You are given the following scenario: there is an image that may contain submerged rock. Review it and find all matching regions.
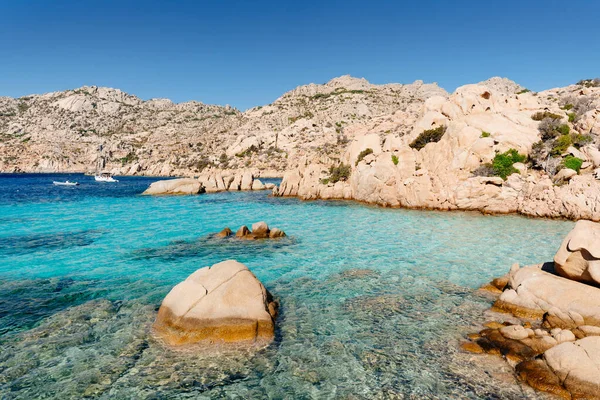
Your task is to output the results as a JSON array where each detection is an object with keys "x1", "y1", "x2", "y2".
[
  {"x1": 142, "y1": 178, "x2": 204, "y2": 195},
  {"x1": 554, "y1": 220, "x2": 600, "y2": 285},
  {"x1": 153, "y1": 260, "x2": 278, "y2": 346}
]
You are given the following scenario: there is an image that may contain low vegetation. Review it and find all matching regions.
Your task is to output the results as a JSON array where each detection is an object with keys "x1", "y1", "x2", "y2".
[
  {"x1": 409, "y1": 126, "x2": 447, "y2": 150},
  {"x1": 490, "y1": 149, "x2": 526, "y2": 179},
  {"x1": 391, "y1": 154, "x2": 399, "y2": 165},
  {"x1": 474, "y1": 149, "x2": 526, "y2": 180},
  {"x1": 531, "y1": 111, "x2": 562, "y2": 121},
  {"x1": 321, "y1": 163, "x2": 351, "y2": 184},
  {"x1": 576, "y1": 78, "x2": 600, "y2": 88},
  {"x1": 310, "y1": 87, "x2": 366, "y2": 100},
  {"x1": 481, "y1": 131, "x2": 491, "y2": 138},
  {"x1": 563, "y1": 156, "x2": 583, "y2": 173},
  {"x1": 235, "y1": 145, "x2": 258, "y2": 157},
  {"x1": 355, "y1": 148, "x2": 373, "y2": 166},
  {"x1": 288, "y1": 111, "x2": 314, "y2": 124}
]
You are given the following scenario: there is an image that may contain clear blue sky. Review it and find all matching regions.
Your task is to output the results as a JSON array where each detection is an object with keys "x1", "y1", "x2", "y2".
[{"x1": 1, "y1": 0, "x2": 599, "y2": 110}]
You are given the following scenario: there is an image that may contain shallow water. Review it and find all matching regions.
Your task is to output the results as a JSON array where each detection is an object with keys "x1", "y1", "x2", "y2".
[{"x1": 0, "y1": 173, "x2": 572, "y2": 399}]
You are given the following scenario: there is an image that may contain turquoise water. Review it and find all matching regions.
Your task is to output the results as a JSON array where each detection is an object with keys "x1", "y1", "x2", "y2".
[{"x1": 0, "y1": 173, "x2": 572, "y2": 399}]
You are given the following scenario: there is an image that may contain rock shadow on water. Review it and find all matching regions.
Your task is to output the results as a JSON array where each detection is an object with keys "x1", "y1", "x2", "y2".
[
  {"x1": 0, "y1": 229, "x2": 104, "y2": 256},
  {"x1": 129, "y1": 234, "x2": 298, "y2": 262}
]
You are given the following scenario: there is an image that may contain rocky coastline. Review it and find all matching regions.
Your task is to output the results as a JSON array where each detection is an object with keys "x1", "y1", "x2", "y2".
[{"x1": 462, "y1": 220, "x2": 600, "y2": 398}]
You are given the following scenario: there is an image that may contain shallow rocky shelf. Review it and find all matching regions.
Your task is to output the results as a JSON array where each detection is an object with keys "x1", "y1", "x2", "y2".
[{"x1": 463, "y1": 220, "x2": 600, "y2": 398}]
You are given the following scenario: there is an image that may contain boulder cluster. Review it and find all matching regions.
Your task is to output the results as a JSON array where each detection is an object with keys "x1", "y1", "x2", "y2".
[
  {"x1": 464, "y1": 220, "x2": 600, "y2": 398},
  {"x1": 215, "y1": 221, "x2": 286, "y2": 240},
  {"x1": 142, "y1": 171, "x2": 275, "y2": 195}
]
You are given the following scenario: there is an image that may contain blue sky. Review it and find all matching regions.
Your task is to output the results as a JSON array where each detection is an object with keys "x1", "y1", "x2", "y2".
[{"x1": 1, "y1": 0, "x2": 599, "y2": 110}]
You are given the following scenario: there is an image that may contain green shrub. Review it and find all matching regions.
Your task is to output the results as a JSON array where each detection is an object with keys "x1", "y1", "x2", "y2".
[
  {"x1": 326, "y1": 163, "x2": 351, "y2": 183},
  {"x1": 516, "y1": 89, "x2": 531, "y2": 94},
  {"x1": 490, "y1": 149, "x2": 527, "y2": 180},
  {"x1": 572, "y1": 133, "x2": 593, "y2": 148},
  {"x1": 355, "y1": 148, "x2": 373, "y2": 166},
  {"x1": 409, "y1": 126, "x2": 447, "y2": 150},
  {"x1": 562, "y1": 104, "x2": 574, "y2": 110},
  {"x1": 531, "y1": 111, "x2": 562, "y2": 121},
  {"x1": 557, "y1": 124, "x2": 570, "y2": 135},
  {"x1": 551, "y1": 135, "x2": 572, "y2": 155},
  {"x1": 391, "y1": 154, "x2": 399, "y2": 165},
  {"x1": 563, "y1": 156, "x2": 583, "y2": 173},
  {"x1": 568, "y1": 113, "x2": 576, "y2": 123},
  {"x1": 17, "y1": 102, "x2": 29, "y2": 113},
  {"x1": 481, "y1": 131, "x2": 491, "y2": 138}
]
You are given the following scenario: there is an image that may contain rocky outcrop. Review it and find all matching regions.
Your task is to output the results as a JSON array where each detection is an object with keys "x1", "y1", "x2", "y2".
[
  {"x1": 217, "y1": 222, "x2": 286, "y2": 240},
  {"x1": 464, "y1": 223, "x2": 600, "y2": 398},
  {"x1": 142, "y1": 171, "x2": 274, "y2": 195},
  {"x1": 275, "y1": 81, "x2": 600, "y2": 220},
  {"x1": 153, "y1": 260, "x2": 278, "y2": 346},
  {"x1": 142, "y1": 178, "x2": 204, "y2": 195},
  {"x1": 517, "y1": 337, "x2": 600, "y2": 399},
  {"x1": 554, "y1": 220, "x2": 600, "y2": 285},
  {"x1": 0, "y1": 76, "x2": 446, "y2": 176},
  {"x1": 492, "y1": 264, "x2": 600, "y2": 328}
]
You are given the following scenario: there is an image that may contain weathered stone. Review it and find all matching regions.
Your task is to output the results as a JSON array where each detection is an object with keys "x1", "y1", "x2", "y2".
[
  {"x1": 554, "y1": 220, "x2": 600, "y2": 285},
  {"x1": 235, "y1": 225, "x2": 251, "y2": 237},
  {"x1": 153, "y1": 260, "x2": 278, "y2": 346},
  {"x1": 240, "y1": 171, "x2": 254, "y2": 191},
  {"x1": 251, "y1": 221, "x2": 269, "y2": 238},
  {"x1": 142, "y1": 178, "x2": 203, "y2": 195},
  {"x1": 268, "y1": 228, "x2": 286, "y2": 238},
  {"x1": 493, "y1": 265, "x2": 600, "y2": 328},
  {"x1": 215, "y1": 227, "x2": 232, "y2": 238}
]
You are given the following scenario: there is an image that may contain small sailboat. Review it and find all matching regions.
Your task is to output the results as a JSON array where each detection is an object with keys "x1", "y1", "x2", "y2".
[
  {"x1": 53, "y1": 180, "x2": 79, "y2": 186},
  {"x1": 95, "y1": 172, "x2": 119, "y2": 182}
]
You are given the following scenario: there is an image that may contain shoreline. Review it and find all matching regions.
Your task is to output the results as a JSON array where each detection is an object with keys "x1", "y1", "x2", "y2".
[{"x1": 274, "y1": 193, "x2": 585, "y2": 222}]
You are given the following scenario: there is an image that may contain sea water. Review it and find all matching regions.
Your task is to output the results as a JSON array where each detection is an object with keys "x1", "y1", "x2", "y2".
[{"x1": 0, "y1": 173, "x2": 571, "y2": 399}]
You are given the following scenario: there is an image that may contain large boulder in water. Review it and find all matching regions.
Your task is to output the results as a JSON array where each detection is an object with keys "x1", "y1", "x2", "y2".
[
  {"x1": 143, "y1": 178, "x2": 203, "y2": 195},
  {"x1": 153, "y1": 260, "x2": 278, "y2": 346},
  {"x1": 494, "y1": 264, "x2": 600, "y2": 328},
  {"x1": 554, "y1": 220, "x2": 600, "y2": 285}
]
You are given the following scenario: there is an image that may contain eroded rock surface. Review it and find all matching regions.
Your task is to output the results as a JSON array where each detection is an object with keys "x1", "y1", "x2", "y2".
[
  {"x1": 142, "y1": 178, "x2": 204, "y2": 195},
  {"x1": 554, "y1": 220, "x2": 600, "y2": 285},
  {"x1": 153, "y1": 260, "x2": 278, "y2": 346}
]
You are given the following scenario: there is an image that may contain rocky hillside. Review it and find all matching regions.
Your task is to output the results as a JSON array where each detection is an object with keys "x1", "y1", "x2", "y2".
[
  {"x1": 275, "y1": 78, "x2": 600, "y2": 220},
  {"x1": 0, "y1": 76, "x2": 446, "y2": 176}
]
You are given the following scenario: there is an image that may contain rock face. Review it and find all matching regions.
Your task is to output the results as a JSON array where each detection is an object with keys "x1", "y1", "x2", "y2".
[
  {"x1": 518, "y1": 337, "x2": 600, "y2": 398},
  {"x1": 143, "y1": 171, "x2": 274, "y2": 195},
  {"x1": 153, "y1": 260, "x2": 278, "y2": 346},
  {"x1": 0, "y1": 76, "x2": 445, "y2": 177},
  {"x1": 493, "y1": 264, "x2": 600, "y2": 328},
  {"x1": 554, "y1": 220, "x2": 600, "y2": 285},
  {"x1": 142, "y1": 178, "x2": 204, "y2": 195},
  {"x1": 275, "y1": 80, "x2": 600, "y2": 221}
]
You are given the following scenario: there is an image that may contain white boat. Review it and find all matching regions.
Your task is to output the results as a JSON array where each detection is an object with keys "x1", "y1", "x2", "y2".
[
  {"x1": 53, "y1": 180, "x2": 79, "y2": 186},
  {"x1": 95, "y1": 173, "x2": 119, "y2": 183}
]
